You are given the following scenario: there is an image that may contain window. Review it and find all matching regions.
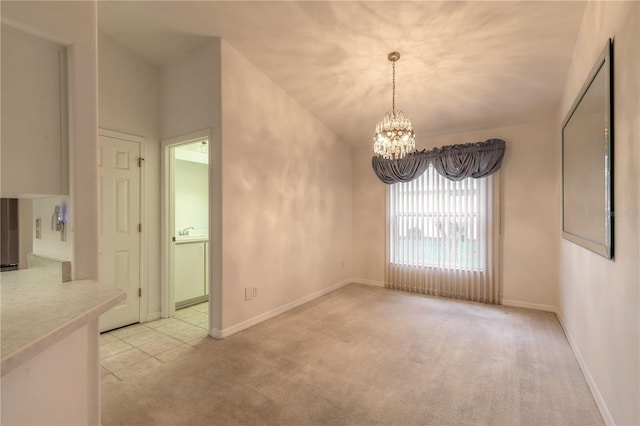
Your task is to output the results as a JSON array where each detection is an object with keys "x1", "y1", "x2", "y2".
[{"x1": 389, "y1": 166, "x2": 489, "y2": 271}]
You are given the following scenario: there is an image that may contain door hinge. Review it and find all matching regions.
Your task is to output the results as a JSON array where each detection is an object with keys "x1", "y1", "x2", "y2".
[
  {"x1": 138, "y1": 157, "x2": 145, "y2": 167},
  {"x1": 138, "y1": 223, "x2": 142, "y2": 233},
  {"x1": 138, "y1": 288, "x2": 142, "y2": 298}
]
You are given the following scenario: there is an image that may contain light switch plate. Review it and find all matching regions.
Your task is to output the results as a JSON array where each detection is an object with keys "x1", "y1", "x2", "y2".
[{"x1": 245, "y1": 288, "x2": 252, "y2": 301}]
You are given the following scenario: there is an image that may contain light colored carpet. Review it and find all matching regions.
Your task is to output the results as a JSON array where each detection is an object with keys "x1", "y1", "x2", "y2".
[{"x1": 101, "y1": 283, "x2": 603, "y2": 425}]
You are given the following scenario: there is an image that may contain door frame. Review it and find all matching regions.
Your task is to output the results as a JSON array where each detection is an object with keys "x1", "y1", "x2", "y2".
[
  {"x1": 98, "y1": 128, "x2": 147, "y2": 324},
  {"x1": 161, "y1": 129, "x2": 213, "y2": 324}
]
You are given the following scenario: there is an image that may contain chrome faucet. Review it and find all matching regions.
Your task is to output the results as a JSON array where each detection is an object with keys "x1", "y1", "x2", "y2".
[{"x1": 178, "y1": 226, "x2": 195, "y2": 236}]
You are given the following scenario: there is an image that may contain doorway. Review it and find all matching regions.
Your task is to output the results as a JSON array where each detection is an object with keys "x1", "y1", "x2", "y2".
[{"x1": 164, "y1": 133, "x2": 210, "y2": 323}]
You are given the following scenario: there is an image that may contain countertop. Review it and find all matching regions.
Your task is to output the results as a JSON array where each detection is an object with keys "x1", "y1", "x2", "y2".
[
  {"x1": 1, "y1": 269, "x2": 125, "y2": 376},
  {"x1": 175, "y1": 235, "x2": 209, "y2": 244}
]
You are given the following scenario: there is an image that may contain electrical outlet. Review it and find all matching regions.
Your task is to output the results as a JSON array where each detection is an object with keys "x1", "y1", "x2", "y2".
[
  {"x1": 245, "y1": 288, "x2": 252, "y2": 301},
  {"x1": 253, "y1": 287, "x2": 258, "y2": 297}
]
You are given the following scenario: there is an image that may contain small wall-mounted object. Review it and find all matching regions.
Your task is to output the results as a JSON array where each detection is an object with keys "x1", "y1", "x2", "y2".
[
  {"x1": 52, "y1": 205, "x2": 64, "y2": 231},
  {"x1": 51, "y1": 204, "x2": 66, "y2": 241},
  {"x1": 35, "y1": 218, "x2": 42, "y2": 239}
]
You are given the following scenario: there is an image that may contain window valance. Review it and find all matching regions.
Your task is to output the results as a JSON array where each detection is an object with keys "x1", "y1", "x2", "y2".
[{"x1": 371, "y1": 139, "x2": 506, "y2": 184}]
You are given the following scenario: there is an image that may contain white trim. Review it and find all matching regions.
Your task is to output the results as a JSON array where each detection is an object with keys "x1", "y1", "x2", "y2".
[
  {"x1": 211, "y1": 279, "x2": 351, "y2": 339},
  {"x1": 98, "y1": 128, "x2": 144, "y2": 143},
  {"x1": 137, "y1": 139, "x2": 147, "y2": 323},
  {"x1": 1, "y1": 19, "x2": 71, "y2": 46},
  {"x1": 161, "y1": 129, "x2": 219, "y2": 333},
  {"x1": 146, "y1": 311, "x2": 161, "y2": 322},
  {"x1": 501, "y1": 299, "x2": 557, "y2": 313},
  {"x1": 556, "y1": 312, "x2": 614, "y2": 425},
  {"x1": 209, "y1": 328, "x2": 223, "y2": 339},
  {"x1": 351, "y1": 278, "x2": 385, "y2": 287},
  {"x1": 162, "y1": 129, "x2": 209, "y2": 147}
]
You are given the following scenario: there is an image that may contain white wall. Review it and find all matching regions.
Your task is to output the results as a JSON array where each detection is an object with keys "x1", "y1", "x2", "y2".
[
  {"x1": 31, "y1": 196, "x2": 72, "y2": 261},
  {"x1": 352, "y1": 120, "x2": 559, "y2": 309},
  {"x1": 98, "y1": 33, "x2": 162, "y2": 320},
  {"x1": 1, "y1": 1, "x2": 98, "y2": 280},
  {"x1": 161, "y1": 40, "x2": 222, "y2": 141},
  {"x1": 220, "y1": 40, "x2": 353, "y2": 330},
  {"x1": 557, "y1": 2, "x2": 639, "y2": 425},
  {"x1": 174, "y1": 160, "x2": 208, "y2": 235}
]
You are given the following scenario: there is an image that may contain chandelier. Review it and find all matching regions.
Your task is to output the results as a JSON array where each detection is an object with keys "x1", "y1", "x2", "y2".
[{"x1": 373, "y1": 51, "x2": 415, "y2": 160}]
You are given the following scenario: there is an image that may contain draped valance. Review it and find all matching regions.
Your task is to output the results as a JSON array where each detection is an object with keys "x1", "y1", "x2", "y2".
[{"x1": 371, "y1": 138, "x2": 506, "y2": 184}]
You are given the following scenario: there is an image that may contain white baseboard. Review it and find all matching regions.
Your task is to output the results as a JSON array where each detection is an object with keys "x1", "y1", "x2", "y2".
[
  {"x1": 556, "y1": 312, "x2": 614, "y2": 425},
  {"x1": 501, "y1": 299, "x2": 557, "y2": 313},
  {"x1": 212, "y1": 279, "x2": 352, "y2": 338},
  {"x1": 209, "y1": 329, "x2": 223, "y2": 339},
  {"x1": 208, "y1": 281, "x2": 613, "y2": 425},
  {"x1": 146, "y1": 311, "x2": 161, "y2": 322},
  {"x1": 351, "y1": 278, "x2": 385, "y2": 287}
]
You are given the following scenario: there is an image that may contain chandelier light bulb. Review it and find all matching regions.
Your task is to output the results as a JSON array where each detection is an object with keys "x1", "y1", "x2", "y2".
[{"x1": 373, "y1": 51, "x2": 416, "y2": 160}]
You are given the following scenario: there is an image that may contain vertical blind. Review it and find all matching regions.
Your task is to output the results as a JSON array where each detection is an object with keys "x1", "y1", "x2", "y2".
[{"x1": 386, "y1": 166, "x2": 499, "y2": 303}]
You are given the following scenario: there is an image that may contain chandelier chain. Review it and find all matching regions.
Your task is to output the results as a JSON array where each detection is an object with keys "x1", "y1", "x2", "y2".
[{"x1": 392, "y1": 60, "x2": 396, "y2": 116}]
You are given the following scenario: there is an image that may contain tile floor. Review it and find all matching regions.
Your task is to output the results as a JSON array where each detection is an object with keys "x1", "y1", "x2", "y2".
[{"x1": 100, "y1": 302, "x2": 209, "y2": 382}]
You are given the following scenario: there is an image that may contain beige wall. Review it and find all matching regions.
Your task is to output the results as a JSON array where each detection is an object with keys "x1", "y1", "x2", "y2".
[
  {"x1": 2, "y1": 1, "x2": 98, "y2": 280},
  {"x1": 159, "y1": 39, "x2": 353, "y2": 334},
  {"x1": 98, "y1": 33, "x2": 162, "y2": 320},
  {"x1": 557, "y1": 2, "x2": 639, "y2": 425},
  {"x1": 352, "y1": 120, "x2": 559, "y2": 309},
  {"x1": 220, "y1": 40, "x2": 352, "y2": 329},
  {"x1": 352, "y1": 144, "x2": 386, "y2": 286}
]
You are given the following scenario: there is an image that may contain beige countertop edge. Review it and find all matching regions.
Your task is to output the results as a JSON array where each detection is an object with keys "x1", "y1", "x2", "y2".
[
  {"x1": 0, "y1": 288, "x2": 126, "y2": 377},
  {"x1": 175, "y1": 237, "x2": 209, "y2": 244}
]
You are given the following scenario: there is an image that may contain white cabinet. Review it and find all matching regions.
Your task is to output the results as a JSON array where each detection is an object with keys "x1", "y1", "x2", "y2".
[
  {"x1": 174, "y1": 241, "x2": 207, "y2": 304},
  {"x1": 1, "y1": 25, "x2": 68, "y2": 197},
  {"x1": 1, "y1": 323, "x2": 100, "y2": 425}
]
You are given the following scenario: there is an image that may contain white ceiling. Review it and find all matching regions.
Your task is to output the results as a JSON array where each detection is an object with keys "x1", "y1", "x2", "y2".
[{"x1": 98, "y1": 1, "x2": 586, "y2": 146}]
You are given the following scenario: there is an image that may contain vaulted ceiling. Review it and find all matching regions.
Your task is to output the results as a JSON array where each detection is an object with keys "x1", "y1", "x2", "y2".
[{"x1": 98, "y1": 1, "x2": 586, "y2": 145}]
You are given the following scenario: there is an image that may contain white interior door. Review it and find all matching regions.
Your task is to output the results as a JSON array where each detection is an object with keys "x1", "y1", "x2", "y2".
[{"x1": 98, "y1": 135, "x2": 141, "y2": 332}]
